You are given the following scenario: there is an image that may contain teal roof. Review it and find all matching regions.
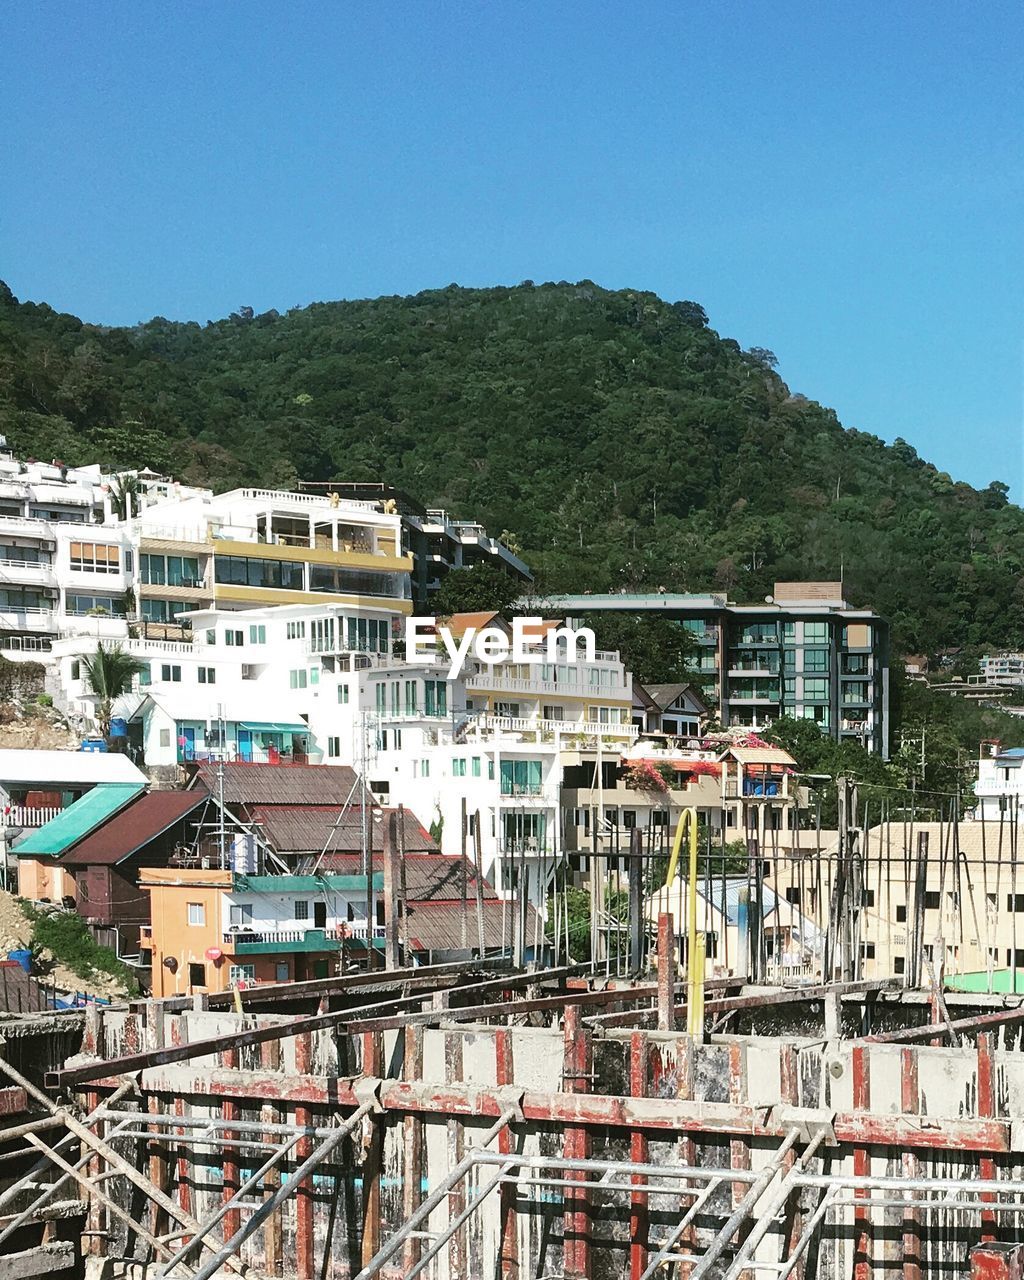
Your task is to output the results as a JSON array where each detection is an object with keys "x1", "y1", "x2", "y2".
[{"x1": 15, "y1": 784, "x2": 146, "y2": 858}]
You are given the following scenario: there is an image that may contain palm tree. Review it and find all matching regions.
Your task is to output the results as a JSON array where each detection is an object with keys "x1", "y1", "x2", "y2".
[
  {"x1": 108, "y1": 473, "x2": 140, "y2": 522},
  {"x1": 81, "y1": 642, "x2": 147, "y2": 737}
]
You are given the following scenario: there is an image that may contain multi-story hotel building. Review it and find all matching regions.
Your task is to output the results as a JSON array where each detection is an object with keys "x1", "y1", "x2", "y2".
[{"x1": 544, "y1": 581, "x2": 891, "y2": 757}]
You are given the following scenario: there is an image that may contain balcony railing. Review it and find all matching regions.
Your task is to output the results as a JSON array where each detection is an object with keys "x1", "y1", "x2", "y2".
[
  {"x1": 223, "y1": 923, "x2": 385, "y2": 946},
  {"x1": 178, "y1": 746, "x2": 314, "y2": 766},
  {"x1": 467, "y1": 714, "x2": 638, "y2": 741},
  {"x1": 500, "y1": 783, "x2": 545, "y2": 798},
  {"x1": 2, "y1": 804, "x2": 62, "y2": 828}
]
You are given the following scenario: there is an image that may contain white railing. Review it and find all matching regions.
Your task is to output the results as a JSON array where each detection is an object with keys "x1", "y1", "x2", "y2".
[
  {"x1": 470, "y1": 713, "x2": 637, "y2": 740},
  {"x1": 466, "y1": 672, "x2": 629, "y2": 695},
  {"x1": 239, "y1": 488, "x2": 381, "y2": 511},
  {"x1": 137, "y1": 524, "x2": 211, "y2": 544},
  {"x1": 0, "y1": 558, "x2": 55, "y2": 573},
  {"x1": 3, "y1": 804, "x2": 62, "y2": 828},
  {"x1": 124, "y1": 638, "x2": 197, "y2": 656},
  {"x1": 976, "y1": 777, "x2": 1024, "y2": 796},
  {"x1": 223, "y1": 922, "x2": 385, "y2": 945}
]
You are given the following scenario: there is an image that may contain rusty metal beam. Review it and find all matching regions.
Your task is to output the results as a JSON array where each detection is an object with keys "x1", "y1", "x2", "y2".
[
  {"x1": 101, "y1": 1066, "x2": 1015, "y2": 1152},
  {"x1": 860, "y1": 1003, "x2": 1024, "y2": 1045},
  {"x1": 48, "y1": 966, "x2": 589, "y2": 1091}
]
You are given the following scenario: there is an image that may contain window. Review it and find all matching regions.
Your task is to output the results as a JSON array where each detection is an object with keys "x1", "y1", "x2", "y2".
[
  {"x1": 390, "y1": 681, "x2": 400, "y2": 716},
  {"x1": 894, "y1": 956, "x2": 906, "y2": 975},
  {"x1": 393, "y1": 729, "x2": 402, "y2": 750},
  {"x1": 187, "y1": 902, "x2": 205, "y2": 927},
  {"x1": 924, "y1": 891, "x2": 941, "y2": 910},
  {"x1": 216, "y1": 555, "x2": 305, "y2": 591},
  {"x1": 66, "y1": 592, "x2": 121, "y2": 617},
  {"x1": 1009, "y1": 949, "x2": 1024, "y2": 968},
  {"x1": 287, "y1": 620, "x2": 306, "y2": 639},
  {"x1": 896, "y1": 904, "x2": 907, "y2": 923},
  {"x1": 1009, "y1": 894, "x2": 1024, "y2": 912},
  {"x1": 375, "y1": 683, "x2": 387, "y2": 715},
  {"x1": 275, "y1": 962, "x2": 289, "y2": 981},
  {"x1": 295, "y1": 900, "x2": 309, "y2": 920},
  {"x1": 229, "y1": 903, "x2": 253, "y2": 926},
  {"x1": 188, "y1": 963, "x2": 206, "y2": 987},
  {"x1": 782, "y1": 621, "x2": 796, "y2": 642},
  {"x1": 803, "y1": 648, "x2": 829, "y2": 673},
  {"x1": 500, "y1": 759, "x2": 543, "y2": 796},
  {"x1": 420, "y1": 760, "x2": 430, "y2": 778},
  {"x1": 290, "y1": 669, "x2": 308, "y2": 690},
  {"x1": 860, "y1": 942, "x2": 876, "y2": 959},
  {"x1": 197, "y1": 667, "x2": 215, "y2": 684},
  {"x1": 803, "y1": 678, "x2": 829, "y2": 701},
  {"x1": 785, "y1": 886, "x2": 801, "y2": 906},
  {"x1": 328, "y1": 736, "x2": 341, "y2": 757},
  {"x1": 228, "y1": 964, "x2": 256, "y2": 985},
  {"x1": 141, "y1": 554, "x2": 200, "y2": 587},
  {"x1": 862, "y1": 889, "x2": 875, "y2": 908},
  {"x1": 543, "y1": 704, "x2": 565, "y2": 721},
  {"x1": 205, "y1": 629, "x2": 216, "y2": 645},
  {"x1": 309, "y1": 667, "x2": 319, "y2": 686},
  {"x1": 338, "y1": 682, "x2": 349, "y2": 704},
  {"x1": 70, "y1": 542, "x2": 121, "y2": 574},
  {"x1": 138, "y1": 664, "x2": 151, "y2": 687},
  {"x1": 70, "y1": 659, "x2": 81, "y2": 680},
  {"x1": 161, "y1": 664, "x2": 182, "y2": 683},
  {"x1": 242, "y1": 665, "x2": 258, "y2": 680},
  {"x1": 142, "y1": 599, "x2": 190, "y2": 624},
  {"x1": 803, "y1": 622, "x2": 828, "y2": 643},
  {"x1": 225, "y1": 629, "x2": 244, "y2": 646},
  {"x1": 453, "y1": 759, "x2": 467, "y2": 777},
  {"x1": 472, "y1": 757, "x2": 481, "y2": 777},
  {"x1": 424, "y1": 680, "x2": 447, "y2": 717},
  {"x1": 495, "y1": 701, "x2": 521, "y2": 717},
  {"x1": 159, "y1": 728, "x2": 171, "y2": 748},
  {"x1": 488, "y1": 760, "x2": 495, "y2": 780},
  {"x1": 249, "y1": 624, "x2": 266, "y2": 644}
]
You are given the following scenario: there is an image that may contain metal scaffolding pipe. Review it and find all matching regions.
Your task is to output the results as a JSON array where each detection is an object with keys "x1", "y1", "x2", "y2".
[
  {"x1": 155, "y1": 1131, "x2": 303, "y2": 1276},
  {"x1": 189, "y1": 1101, "x2": 376, "y2": 1280},
  {"x1": 355, "y1": 1107, "x2": 517, "y2": 1280},
  {"x1": 639, "y1": 1178, "x2": 728, "y2": 1280},
  {"x1": 687, "y1": 1128, "x2": 802, "y2": 1280},
  {"x1": 96, "y1": 1107, "x2": 348, "y2": 1139}
]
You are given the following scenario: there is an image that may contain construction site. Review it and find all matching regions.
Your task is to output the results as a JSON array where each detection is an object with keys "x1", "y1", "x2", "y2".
[{"x1": 4, "y1": 793, "x2": 1024, "y2": 1280}]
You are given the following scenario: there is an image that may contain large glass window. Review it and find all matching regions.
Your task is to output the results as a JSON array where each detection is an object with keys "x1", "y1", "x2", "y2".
[
  {"x1": 141, "y1": 599, "x2": 189, "y2": 623},
  {"x1": 141, "y1": 554, "x2": 201, "y2": 587},
  {"x1": 424, "y1": 680, "x2": 447, "y2": 717},
  {"x1": 500, "y1": 759, "x2": 543, "y2": 796},
  {"x1": 803, "y1": 648, "x2": 829, "y2": 673},
  {"x1": 215, "y1": 555, "x2": 305, "y2": 590},
  {"x1": 70, "y1": 542, "x2": 120, "y2": 574},
  {"x1": 310, "y1": 565, "x2": 404, "y2": 599},
  {"x1": 66, "y1": 592, "x2": 122, "y2": 616},
  {"x1": 804, "y1": 621, "x2": 828, "y2": 643},
  {"x1": 803, "y1": 677, "x2": 829, "y2": 700}
]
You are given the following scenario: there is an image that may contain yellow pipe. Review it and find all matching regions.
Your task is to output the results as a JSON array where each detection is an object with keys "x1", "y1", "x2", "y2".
[{"x1": 664, "y1": 807, "x2": 704, "y2": 1038}]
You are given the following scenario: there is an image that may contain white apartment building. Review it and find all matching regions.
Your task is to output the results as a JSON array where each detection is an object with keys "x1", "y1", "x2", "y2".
[
  {"x1": 974, "y1": 743, "x2": 1024, "y2": 821},
  {"x1": 53, "y1": 600, "x2": 640, "y2": 900},
  {"x1": 980, "y1": 653, "x2": 1024, "y2": 686}
]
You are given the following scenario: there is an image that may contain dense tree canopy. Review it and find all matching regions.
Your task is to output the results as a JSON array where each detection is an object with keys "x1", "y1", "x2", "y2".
[{"x1": 2, "y1": 278, "x2": 1022, "y2": 653}]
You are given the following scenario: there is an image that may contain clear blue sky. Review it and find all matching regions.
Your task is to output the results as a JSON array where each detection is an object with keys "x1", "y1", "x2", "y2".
[{"x1": 3, "y1": 2, "x2": 1023, "y2": 493}]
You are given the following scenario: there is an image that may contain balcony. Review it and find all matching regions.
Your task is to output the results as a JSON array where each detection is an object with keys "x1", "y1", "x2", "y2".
[
  {"x1": 728, "y1": 664, "x2": 780, "y2": 677},
  {"x1": 724, "y1": 779, "x2": 786, "y2": 799},
  {"x1": 465, "y1": 714, "x2": 638, "y2": 743},
  {"x1": 2, "y1": 803, "x2": 63, "y2": 828},
  {"x1": 223, "y1": 924, "x2": 384, "y2": 954},
  {"x1": 1, "y1": 606, "x2": 57, "y2": 632}
]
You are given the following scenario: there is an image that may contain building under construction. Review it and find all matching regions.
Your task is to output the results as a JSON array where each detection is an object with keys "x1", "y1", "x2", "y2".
[{"x1": 4, "y1": 806, "x2": 1024, "y2": 1279}]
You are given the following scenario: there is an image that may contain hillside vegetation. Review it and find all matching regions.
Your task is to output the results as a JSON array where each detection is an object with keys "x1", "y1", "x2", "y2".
[{"x1": 1, "y1": 279, "x2": 1020, "y2": 652}]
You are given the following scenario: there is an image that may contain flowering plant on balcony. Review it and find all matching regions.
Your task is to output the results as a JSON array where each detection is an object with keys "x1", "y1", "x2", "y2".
[{"x1": 623, "y1": 760, "x2": 673, "y2": 792}]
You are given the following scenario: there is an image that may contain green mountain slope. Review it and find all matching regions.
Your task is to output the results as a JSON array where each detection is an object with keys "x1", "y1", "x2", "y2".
[{"x1": 1, "y1": 278, "x2": 1019, "y2": 651}]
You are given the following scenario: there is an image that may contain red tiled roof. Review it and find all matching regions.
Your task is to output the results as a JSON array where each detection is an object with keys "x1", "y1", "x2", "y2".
[
  {"x1": 250, "y1": 806, "x2": 437, "y2": 855},
  {"x1": 60, "y1": 790, "x2": 210, "y2": 867}
]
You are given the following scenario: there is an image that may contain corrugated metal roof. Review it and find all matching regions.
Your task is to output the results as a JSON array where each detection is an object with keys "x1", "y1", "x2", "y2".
[
  {"x1": 406, "y1": 899, "x2": 537, "y2": 951},
  {"x1": 0, "y1": 749, "x2": 146, "y2": 788},
  {"x1": 254, "y1": 806, "x2": 437, "y2": 855},
  {"x1": 295, "y1": 852, "x2": 494, "y2": 902},
  {"x1": 190, "y1": 762, "x2": 370, "y2": 807},
  {"x1": 14, "y1": 784, "x2": 145, "y2": 858},
  {"x1": 721, "y1": 746, "x2": 796, "y2": 766},
  {"x1": 60, "y1": 790, "x2": 210, "y2": 867}
]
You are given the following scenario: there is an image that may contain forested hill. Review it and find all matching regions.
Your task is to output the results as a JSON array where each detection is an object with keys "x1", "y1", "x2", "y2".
[{"x1": 0, "y1": 277, "x2": 1019, "y2": 652}]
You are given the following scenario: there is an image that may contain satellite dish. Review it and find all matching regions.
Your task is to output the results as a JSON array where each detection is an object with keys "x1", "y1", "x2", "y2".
[{"x1": 765, "y1": 595, "x2": 774, "y2": 604}]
